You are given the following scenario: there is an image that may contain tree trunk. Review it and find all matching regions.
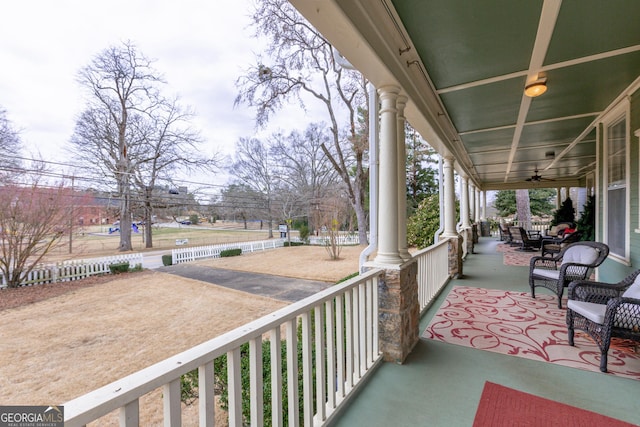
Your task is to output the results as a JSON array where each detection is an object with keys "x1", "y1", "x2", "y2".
[
  {"x1": 515, "y1": 189, "x2": 532, "y2": 230},
  {"x1": 117, "y1": 175, "x2": 133, "y2": 251},
  {"x1": 144, "y1": 187, "x2": 153, "y2": 249}
]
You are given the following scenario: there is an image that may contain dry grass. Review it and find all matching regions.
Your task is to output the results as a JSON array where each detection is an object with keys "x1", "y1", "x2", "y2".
[
  {"x1": 0, "y1": 243, "x2": 364, "y2": 425},
  {"x1": 0, "y1": 270, "x2": 287, "y2": 424},
  {"x1": 196, "y1": 244, "x2": 362, "y2": 282}
]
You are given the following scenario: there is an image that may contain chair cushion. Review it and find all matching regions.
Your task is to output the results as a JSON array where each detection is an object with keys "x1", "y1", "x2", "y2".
[
  {"x1": 567, "y1": 300, "x2": 606, "y2": 324},
  {"x1": 562, "y1": 246, "x2": 598, "y2": 266},
  {"x1": 532, "y1": 268, "x2": 560, "y2": 280},
  {"x1": 622, "y1": 274, "x2": 640, "y2": 299}
]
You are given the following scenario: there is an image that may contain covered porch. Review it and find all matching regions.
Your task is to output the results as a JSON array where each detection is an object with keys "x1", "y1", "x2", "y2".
[{"x1": 333, "y1": 236, "x2": 639, "y2": 426}]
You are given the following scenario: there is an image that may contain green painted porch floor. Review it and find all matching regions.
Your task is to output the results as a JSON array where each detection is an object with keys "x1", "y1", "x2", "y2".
[{"x1": 330, "y1": 237, "x2": 640, "y2": 427}]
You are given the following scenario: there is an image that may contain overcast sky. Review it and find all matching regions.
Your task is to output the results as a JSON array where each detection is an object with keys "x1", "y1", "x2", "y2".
[{"x1": 1, "y1": 0, "x2": 312, "y2": 188}]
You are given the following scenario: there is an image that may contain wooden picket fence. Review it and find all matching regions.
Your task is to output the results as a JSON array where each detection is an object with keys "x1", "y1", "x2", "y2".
[{"x1": 0, "y1": 253, "x2": 144, "y2": 289}]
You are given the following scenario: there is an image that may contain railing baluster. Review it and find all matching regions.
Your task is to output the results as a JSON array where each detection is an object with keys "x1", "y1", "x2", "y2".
[
  {"x1": 249, "y1": 336, "x2": 263, "y2": 427},
  {"x1": 314, "y1": 306, "x2": 326, "y2": 422},
  {"x1": 344, "y1": 291, "x2": 354, "y2": 391},
  {"x1": 301, "y1": 312, "x2": 313, "y2": 427},
  {"x1": 358, "y1": 282, "x2": 367, "y2": 375},
  {"x1": 119, "y1": 399, "x2": 139, "y2": 427},
  {"x1": 198, "y1": 361, "x2": 214, "y2": 427},
  {"x1": 286, "y1": 319, "x2": 299, "y2": 427},
  {"x1": 227, "y1": 348, "x2": 242, "y2": 426},
  {"x1": 270, "y1": 327, "x2": 283, "y2": 427},
  {"x1": 372, "y1": 276, "x2": 379, "y2": 360},
  {"x1": 335, "y1": 294, "x2": 345, "y2": 400},
  {"x1": 352, "y1": 287, "x2": 361, "y2": 381},
  {"x1": 163, "y1": 379, "x2": 181, "y2": 427},
  {"x1": 325, "y1": 299, "x2": 336, "y2": 411}
]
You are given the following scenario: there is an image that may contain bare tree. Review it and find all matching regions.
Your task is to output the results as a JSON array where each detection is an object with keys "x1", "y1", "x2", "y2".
[
  {"x1": 270, "y1": 123, "x2": 341, "y2": 233},
  {"x1": 217, "y1": 184, "x2": 267, "y2": 228},
  {"x1": 132, "y1": 98, "x2": 219, "y2": 247},
  {"x1": 236, "y1": 0, "x2": 370, "y2": 246},
  {"x1": 0, "y1": 106, "x2": 23, "y2": 181},
  {"x1": 71, "y1": 41, "x2": 218, "y2": 250},
  {"x1": 0, "y1": 182, "x2": 70, "y2": 288},
  {"x1": 229, "y1": 137, "x2": 278, "y2": 238}
]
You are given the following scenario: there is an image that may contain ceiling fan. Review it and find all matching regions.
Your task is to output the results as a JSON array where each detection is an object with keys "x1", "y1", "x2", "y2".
[{"x1": 525, "y1": 167, "x2": 554, "y2": 182}]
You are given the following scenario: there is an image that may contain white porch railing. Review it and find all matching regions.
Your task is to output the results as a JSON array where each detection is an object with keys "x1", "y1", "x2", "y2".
[
  {"x1": 63, "y1": 269, "x2": 383, "y2": 427},
  {"x1": 0, "y1": 253, "x2": 144, "y2": 289},
  {"x1": 510, "y1": 220, "x2": 551, "y2": 233},
  {"x1": 172, "y1": 239, "x2": 286, "y2": 264},
  {"x1": 414, "y1": 238, "x2": 452, "y2": 313}
]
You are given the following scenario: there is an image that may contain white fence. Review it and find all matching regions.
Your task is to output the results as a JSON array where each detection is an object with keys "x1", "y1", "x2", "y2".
[
  {"x1": 171, "y1": 239, "x2": 287, "y2": 264},
  {"x1": 308, "y1": 234, "x2": 360, "y2": 246},
  {"x1": 0, "y1": 253, "x2": 144, "y2": 289},
  {"x1": 63, "y1": 269, "x2": 383, "y2": 427}
]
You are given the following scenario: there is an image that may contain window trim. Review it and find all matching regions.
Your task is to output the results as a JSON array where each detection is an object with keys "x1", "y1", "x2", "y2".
[
  {"x1": 635, "y1": 128, "x2": 640, "y2": 234},
  {"x1": 601, "y1": 99, "x2": 630, "y2": 264}
]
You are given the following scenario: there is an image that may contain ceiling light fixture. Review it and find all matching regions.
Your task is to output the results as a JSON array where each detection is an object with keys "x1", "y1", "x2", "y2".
[{"x1": 524, "y1": 77, "x2": 547, "y2": 97}]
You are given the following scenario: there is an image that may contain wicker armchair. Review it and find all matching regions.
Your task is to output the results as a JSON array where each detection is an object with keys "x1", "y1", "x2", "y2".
[
  {"x1": 566, "y1": 270, "x2": 640, "y2": 372},
  {"x1": 518, "y1": 227, "x2": 542, "y2": 251},
  {"x1": 529, "y1": 241, "x2": 609, "y2": 308},
  {"x1": 498, "y1": 223, "x2": 512, "y2": 243},
  {"x1": 541, "y1": 230, "x2": 583, "y2": 257}
]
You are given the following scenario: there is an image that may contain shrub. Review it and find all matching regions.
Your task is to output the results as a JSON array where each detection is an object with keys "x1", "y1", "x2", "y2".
[
  {"x1": 162, "y1": 255, "x2": 173, "y2": 266},
  {"x1": 108, "y1": 262, "x2": 130, "y2": 274},
  {"x1": 336, "y1": 271, "x2": 359, "y2": 284},
  {"x1": 298, "y1": 224, "x2": 310, "y2": 241},
  {"x1": 283, "y1": 241, "x2": 304, "y2": 247},
  {"x1": 220, "y1": 248, "x2": 242, "y2": 257}
]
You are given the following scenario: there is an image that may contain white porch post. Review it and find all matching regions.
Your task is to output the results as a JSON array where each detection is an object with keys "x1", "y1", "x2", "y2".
[
  {"x1": 397, "y1": 94, "x2": 411, "y2": 260},
  {"x1": 375, "y1": 85, "x2": 403, "y2": 265},
  {"x1": 442, "y1": 156, "x2": 457, "y2": 238},
  {"x1": 461, "y1": 176, "x2": 470, "y2": 228},
  {"x1": 474, "y1": 187, "x2": 480, "y2": 223},
  {"x1": 469, "y1": 183, "x2": 476, "y2": 223},
  {"x1": 481, "y1": 191, "x2": 487, "y2": 220}
]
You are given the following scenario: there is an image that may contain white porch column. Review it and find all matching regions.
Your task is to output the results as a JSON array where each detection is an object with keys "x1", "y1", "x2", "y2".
[
  {"x1": 396, "y1": 94, "x2": 411, "y2": 260},
  {"x1": 481, "y1": 191, "x2": 487, "y2": 220},
  {"x1": 442, "y1": 156, "x2": 458, "y2": 237},
  {"x1": 469, "y1": 183, "x2": 475, "y2": 223},
  {"x1": 474, "y1": 187, "x2": 480, "y2": 223},
  {"x1": 556, "y1": 187, "x2": 562, "y2": 208},
  {"x1": 375, "y1": 85, "x2": 403, "y2": 265},
  {"x1": 461, "y1": 175, "x2": 470, "y2": 228}
]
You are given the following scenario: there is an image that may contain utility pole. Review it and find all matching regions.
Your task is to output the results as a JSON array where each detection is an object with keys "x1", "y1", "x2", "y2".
[{"x1": 69, "y1": 175, "x2": 75, "y2": 254}]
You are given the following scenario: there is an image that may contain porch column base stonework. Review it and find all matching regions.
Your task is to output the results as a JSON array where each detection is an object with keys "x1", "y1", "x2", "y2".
[
  {"x1": 442, "y1": 234, "x2": 463, "y2": 278},
  {"x1": 464, "y1": 227, "x2": 474, "y2": 255},
  {"x1": 378, "y1": 260, "x2": 419, "y2": 364}
]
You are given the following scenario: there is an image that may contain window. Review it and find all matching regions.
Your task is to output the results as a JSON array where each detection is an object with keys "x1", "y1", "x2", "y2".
[{"x1": 604, "y1": 105, "x2": 629, "y2": 260}]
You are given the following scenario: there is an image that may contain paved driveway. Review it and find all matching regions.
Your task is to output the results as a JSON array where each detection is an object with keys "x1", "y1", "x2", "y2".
[{"x1": 156, "y1": 264, "x2": 331, "y2": 303}]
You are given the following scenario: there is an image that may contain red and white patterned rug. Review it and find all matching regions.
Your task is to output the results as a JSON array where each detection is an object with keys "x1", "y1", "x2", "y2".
[
  {"x1": 495, "y1": 242, "x2": 538, "y2": 266},
  {"x1": 424, "y1": 286, "x2": 640, "y2": 380}
]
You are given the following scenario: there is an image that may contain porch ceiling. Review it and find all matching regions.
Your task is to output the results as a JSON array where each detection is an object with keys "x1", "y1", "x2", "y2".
[{"x1": 289, "y1": 0, "x2": 640, "y2": 191}]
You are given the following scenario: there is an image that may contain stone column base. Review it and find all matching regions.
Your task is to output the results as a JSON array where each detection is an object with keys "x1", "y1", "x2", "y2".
[
  {"x1": 442, "y1": 234, "x2": 463, "y2": 279},
  {"x1": 378, "y1": 260, "x2": 419, "y2": 364}
]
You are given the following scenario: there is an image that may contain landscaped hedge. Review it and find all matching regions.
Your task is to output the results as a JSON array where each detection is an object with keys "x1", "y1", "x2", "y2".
[
  {"x1": 220, "y1": 248, "x2": 242, "y2": 257},
  {"x1": 283, "y1": 241, "x2": 304, "y2": 247},
  {"x1": 108, "y1": 262, "x2": 130, "y2": 274},
  {"x1": 162, "y1": 254, "x2": 173, "y2": 266}
]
